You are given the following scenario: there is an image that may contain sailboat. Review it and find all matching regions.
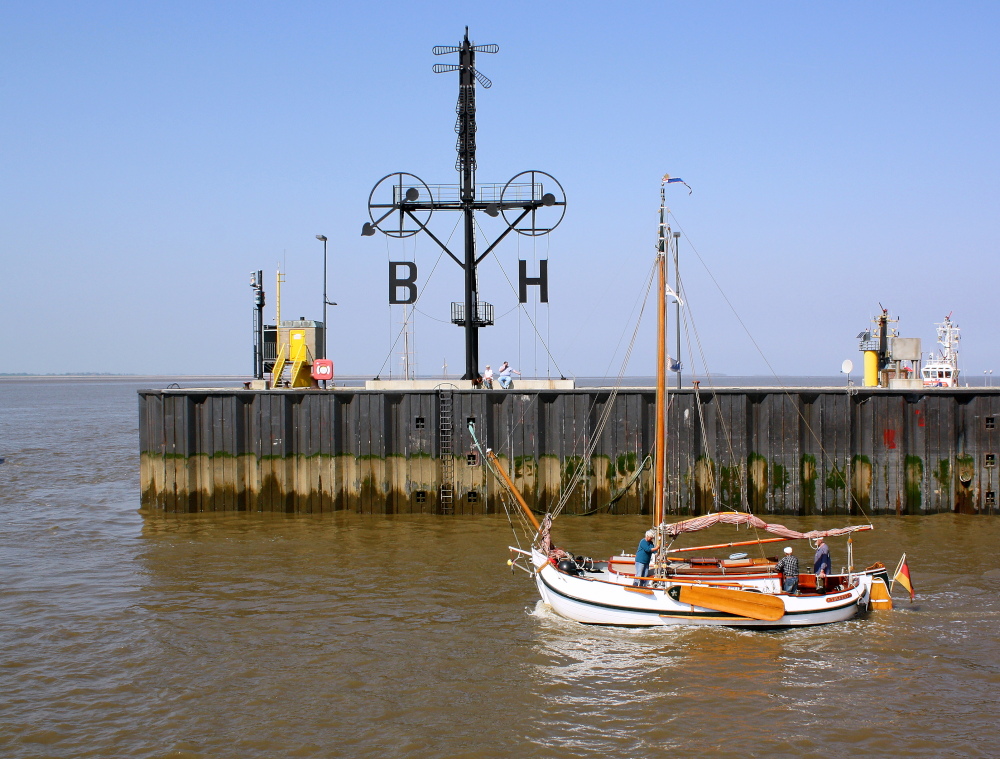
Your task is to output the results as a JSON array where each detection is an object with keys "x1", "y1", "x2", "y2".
[{"x1": 478, "y1": 177, "x2": 894, "y2": 627}]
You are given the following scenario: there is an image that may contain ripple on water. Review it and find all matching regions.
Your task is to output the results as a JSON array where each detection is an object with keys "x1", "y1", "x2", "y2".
[{"x1": 3, "y1": 381, "x2": 1000, "y2": 757}]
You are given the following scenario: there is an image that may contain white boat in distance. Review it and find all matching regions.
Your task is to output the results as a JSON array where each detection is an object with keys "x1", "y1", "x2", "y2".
[{"x1": 922, "y1": 313, "x2": 960, "y2": 387}]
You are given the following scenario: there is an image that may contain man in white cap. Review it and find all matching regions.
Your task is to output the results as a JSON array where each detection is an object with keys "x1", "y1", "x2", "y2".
[{"x1": 774, "y1": 546, "x2": 800, "y2": 594}]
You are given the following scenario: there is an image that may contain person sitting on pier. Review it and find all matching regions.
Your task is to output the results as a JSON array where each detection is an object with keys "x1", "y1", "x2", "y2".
[
  {"x1": 775, "y1": 546, "x2": 800, "y2": 594},
  {"x1": 633, "y1": 529, "x2": 658, "y2": 587},
  {"x1": 483, "y1": 365, "x2": 494, "y2": 389},
  {"x1": 497, "y1": 361, "x2": 520, "y2": 389}
]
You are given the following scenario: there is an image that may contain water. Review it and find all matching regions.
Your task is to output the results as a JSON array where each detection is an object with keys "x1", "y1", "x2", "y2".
[{"x1": 2, "y1": 378, "x2": 999, "y2": 758}]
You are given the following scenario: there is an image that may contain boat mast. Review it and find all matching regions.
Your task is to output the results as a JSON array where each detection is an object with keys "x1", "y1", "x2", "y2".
[{"x1": 654, "y1": 182, "x2": 668, "y2": 527}]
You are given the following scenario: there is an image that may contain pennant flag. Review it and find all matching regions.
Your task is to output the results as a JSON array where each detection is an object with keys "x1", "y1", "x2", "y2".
[
  {"x1": 662, "y1": 174, "x2": 693, "y2": 194},
  {"x1": 891, "y1": 553, "x2": 915, "y2": 602}
]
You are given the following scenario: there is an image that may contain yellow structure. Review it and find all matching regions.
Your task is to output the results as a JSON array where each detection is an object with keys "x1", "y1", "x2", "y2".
[
  {"x1": 271, "y1": 328, "x2": 315, "y2": 388},
  {"x1": 863, "y1": 350, "x2": 879, "y2": 387},
  {"x1": 268, "y1": 269, "x2": 319, "y2": 389}
]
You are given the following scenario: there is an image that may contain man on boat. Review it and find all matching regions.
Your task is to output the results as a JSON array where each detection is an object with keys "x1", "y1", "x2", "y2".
[
  {"x1": 813, "y1": 537, "x2": 832, "y2": 591},
  {"x1": 634, "y1": 529, "x2": 658, "y2": 587},
  {"x1": 775, "y1": 546, "x2": 800, "y2": 594}
]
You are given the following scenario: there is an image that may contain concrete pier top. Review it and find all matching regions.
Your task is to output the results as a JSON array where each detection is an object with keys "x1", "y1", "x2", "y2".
[{"x1": 363, "y1": 378, "x2": 576, "y2": 391}]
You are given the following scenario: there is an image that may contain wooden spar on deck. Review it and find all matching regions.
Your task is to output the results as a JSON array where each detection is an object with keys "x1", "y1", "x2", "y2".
[
  {"x1": 653, "y1": 186, "x2": 668, "y2": 528},
  {"x1": 486, "y1": 450, "x2": 541, "y2": 532},
  {"x1": 666, "y1": 536, "x2": 789, "y2": 554}
]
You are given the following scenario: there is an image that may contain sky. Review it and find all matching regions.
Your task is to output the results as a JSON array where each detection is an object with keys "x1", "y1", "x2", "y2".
[{"x1": 2, "y1": 1, "x2": 998, "y2": 379}]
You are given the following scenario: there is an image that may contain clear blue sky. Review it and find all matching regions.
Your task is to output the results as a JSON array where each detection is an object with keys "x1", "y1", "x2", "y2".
[{"x1": 2, "y1": 2, "x2": 998, "y2": 379}]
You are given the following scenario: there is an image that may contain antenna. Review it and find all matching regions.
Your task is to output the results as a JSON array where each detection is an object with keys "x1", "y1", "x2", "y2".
[{"x1": 361, "y1": 30, "x2": 566, "y2": 380}]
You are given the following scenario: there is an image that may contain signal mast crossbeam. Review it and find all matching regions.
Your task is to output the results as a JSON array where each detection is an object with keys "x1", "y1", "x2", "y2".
[{"x1": 360, "y1": 29, "x2": 566, "y2": 380}]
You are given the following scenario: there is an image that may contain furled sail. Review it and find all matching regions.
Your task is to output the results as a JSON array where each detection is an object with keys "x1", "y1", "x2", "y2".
[{"x1": 662, "y1": 511, "x2": 872, "y2": 540}]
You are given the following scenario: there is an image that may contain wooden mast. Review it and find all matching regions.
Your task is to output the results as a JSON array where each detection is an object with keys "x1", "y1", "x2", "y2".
[{"x1": 654, "y1": 183, "x2": 668, "y2": 528}]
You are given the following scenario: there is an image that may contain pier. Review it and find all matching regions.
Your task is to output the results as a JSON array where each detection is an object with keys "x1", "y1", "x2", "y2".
[{"x1": 139, "y1": 385, "x2": 999, "y2": 516}]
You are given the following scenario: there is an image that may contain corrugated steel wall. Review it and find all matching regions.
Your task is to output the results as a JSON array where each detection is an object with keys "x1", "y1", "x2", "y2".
[{"x1": 139, "y1": 387, "x2": 1000, "y2": 516}]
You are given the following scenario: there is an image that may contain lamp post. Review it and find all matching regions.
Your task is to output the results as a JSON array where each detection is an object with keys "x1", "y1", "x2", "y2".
[{"x1": 316, "y1": 235, "x2": 332, "y2": 360}]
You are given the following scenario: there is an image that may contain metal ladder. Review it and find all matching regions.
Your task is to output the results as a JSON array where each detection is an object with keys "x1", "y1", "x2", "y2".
[{"x1": 439, "y1": 388, "x2": 454, "y2": 514}]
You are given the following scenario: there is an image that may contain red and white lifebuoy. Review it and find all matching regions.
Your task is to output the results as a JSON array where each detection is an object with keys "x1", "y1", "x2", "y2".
[{"x1": 311, "y1": 359, "x2": 334, "y2": 380}]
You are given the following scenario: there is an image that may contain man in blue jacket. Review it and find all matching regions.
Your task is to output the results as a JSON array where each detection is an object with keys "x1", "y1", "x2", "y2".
[{"x1": 634, "y1": 529, "x2": 658, "y2": 587}]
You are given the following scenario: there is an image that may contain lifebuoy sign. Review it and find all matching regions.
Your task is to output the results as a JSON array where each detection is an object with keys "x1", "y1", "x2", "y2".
[{"x1": 311, "y1": 359, "x2": 334, "y2": 380}]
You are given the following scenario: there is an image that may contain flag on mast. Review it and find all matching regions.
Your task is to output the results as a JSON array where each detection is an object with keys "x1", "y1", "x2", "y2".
[
  {"x1": 662, "y1": 174, "x2": 693, "y2": 194},
  {"x1": 891, "y1": 553, "x2": 915, "y2": 602}
]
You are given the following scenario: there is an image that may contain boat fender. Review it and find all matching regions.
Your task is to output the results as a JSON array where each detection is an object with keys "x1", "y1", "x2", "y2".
[{"x1": 557, "y1": 558, "x2": 582, "y2": 576}]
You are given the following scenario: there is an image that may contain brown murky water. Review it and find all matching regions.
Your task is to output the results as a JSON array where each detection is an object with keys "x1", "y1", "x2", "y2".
[{"x1": 2, "y1": 378, "x2": 999, "y2": 758}]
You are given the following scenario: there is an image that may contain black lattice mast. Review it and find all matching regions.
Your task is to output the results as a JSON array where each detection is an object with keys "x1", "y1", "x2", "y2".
[
  {"x1": 362, "y1": 28, "x2": 566, "y2": 380},
  {"x1": 452, "y1": 28, "x2": 483, "y2": 380}
]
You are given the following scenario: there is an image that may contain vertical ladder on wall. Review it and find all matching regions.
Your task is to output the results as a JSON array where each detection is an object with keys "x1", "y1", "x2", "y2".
[{"x1": 439, "y1": 388, "x2": 454, "y2": 514}]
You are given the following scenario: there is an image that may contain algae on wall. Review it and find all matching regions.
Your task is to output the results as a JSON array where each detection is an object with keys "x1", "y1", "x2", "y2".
[
  {"x1": 800, "y1": 454, "x2": 817, "y2": 515},
  {"x1": 139, "y1": 387, "x2": 1000, "y2": 516},
  {"x1": 904, "y1": 455, "x2": 924, "y2": 514}
]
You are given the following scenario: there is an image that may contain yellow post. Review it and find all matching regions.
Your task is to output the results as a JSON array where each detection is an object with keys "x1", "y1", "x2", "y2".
[
  {"x1": 863, "y1": 350, "x2": 879, "y2": 387},
  {"x1": 270, "y1": 269, "x2": 287, "y2": 388}
]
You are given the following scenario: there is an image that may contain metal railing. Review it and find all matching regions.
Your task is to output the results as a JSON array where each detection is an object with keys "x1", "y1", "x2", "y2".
[
  {"x1": 393, "y1": 182, "x2": 543, "y2": 204},
  {"x1": 451, "y1": 301, "x2": 494, "y2": 327}
]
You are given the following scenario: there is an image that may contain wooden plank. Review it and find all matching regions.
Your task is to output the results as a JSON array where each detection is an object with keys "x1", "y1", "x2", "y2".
[{"x1": 668, "y1": 584, "x2": 785, "y2": 621}]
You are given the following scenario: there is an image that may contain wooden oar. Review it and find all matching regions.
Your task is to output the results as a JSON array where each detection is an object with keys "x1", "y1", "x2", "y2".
[{"x1": 667, "y1": 585, "x2": 786, "y2": 622}]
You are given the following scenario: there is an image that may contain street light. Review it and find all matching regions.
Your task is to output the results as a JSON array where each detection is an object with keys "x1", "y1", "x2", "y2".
[
  {"x1": 985, "y1": 369, "x2": 993, "y2": 387},
  {"x1": 316, "y1": 235, "x2": 337, "y2": 360}
]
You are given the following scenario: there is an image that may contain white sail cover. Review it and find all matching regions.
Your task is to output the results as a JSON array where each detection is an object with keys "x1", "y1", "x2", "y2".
[{"x1": 661, "y1": 511, "x2": 872, "y2": 539}]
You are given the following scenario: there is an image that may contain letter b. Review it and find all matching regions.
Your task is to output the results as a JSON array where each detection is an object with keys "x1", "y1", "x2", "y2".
[{"x1": 389, "y1": 262, "x2": 418, "y2": 304}]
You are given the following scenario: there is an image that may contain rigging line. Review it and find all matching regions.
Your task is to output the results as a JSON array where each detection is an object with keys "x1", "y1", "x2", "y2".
[
  {"x1": 679, "y1": 274, "x2": 744, "y2": 511},
  {"x1": 494, "y1": 303, "x2": 521, "y2": 320},
  {"x1": 671, "y1": 222, "x2": 764, "y2": 512},
  {"x1": 601, "y1": 258, "x2": 660, "y2": 380},
  {"x1": 546, "y1": 234, "x2": 551, "y2": 379},
  {"x1": 550, "y1": 260, "x2": 657, "y2": 520},
  {"x1": 554, "y1": 258, "x2": 658, "y2": 504},
  {"x1": 372, "y1": 238, "x2": 453, "y2": 378},
  {"x1": 413, "y1": 306, "x2": 451, "y2": 324},
  {"x1": 472, "y1": 427, "x2": 536, "y2": 543},
  {"x1": 535, "y1": 454, "x2": 653, "y2": 517},
  {"x1": 670, "y1": 211, "x2": 871, "y2": 523},
  {"x1": 533, "y1": 233, "x2": 538, "y2": 378},
  {"x1": 474, "y1": 215, "x2": 566, "y2": 378}
]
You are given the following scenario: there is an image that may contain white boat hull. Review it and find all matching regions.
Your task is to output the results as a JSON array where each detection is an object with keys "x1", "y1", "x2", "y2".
[{"x1": 532, "y1": 551, "x2": 869, "y2": 628}]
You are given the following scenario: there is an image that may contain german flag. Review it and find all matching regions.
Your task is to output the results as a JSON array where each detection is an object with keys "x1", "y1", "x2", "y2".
[{"x1": 892, "y1": 554, "x2": 915, "y2": 602}]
